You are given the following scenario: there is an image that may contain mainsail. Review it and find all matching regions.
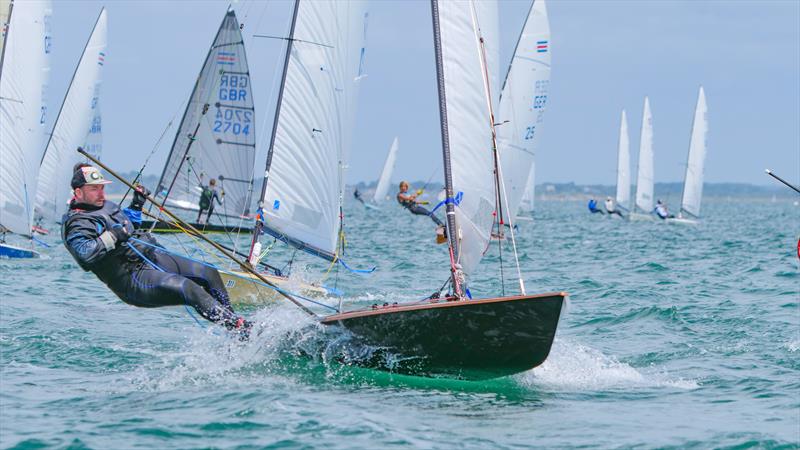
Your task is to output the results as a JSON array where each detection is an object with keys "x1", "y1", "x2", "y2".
[
  {"x1": 83, "y1": 84, "x2": 103, "y2": 160},
  {"x1": 257, "y1": 0, "x2": 368, "y2": 260},
  {"x1": 373, "y1": 136, "x2": 399, "y2": 204},
  {"x1": 434, "y1": 0, "x2": 498, "y2": 280},
  {"x1": 615, "y1": 109, "x2": 630, "y2": 210},
  {"x1": 155, "y1": 9, "x2": 255, "y2": 218},
  {"x1": 496, "y1": 0, "x2": 550, "y2": 221},
  {"x1": 36, "y1": 8, "x2": 106, "y2": 222},
  {"x1": 634, "y1": 96, "x2": 654, "y2": 213},
  {"x1": 0, "y1": 0, "x2": 50, "y2": 236},
  {"x1": 519, "y1": 165, "x2": 535, "y2": 214},
  {"x1": 679, "y1": 86, "x2": 708, "y2": 218}
]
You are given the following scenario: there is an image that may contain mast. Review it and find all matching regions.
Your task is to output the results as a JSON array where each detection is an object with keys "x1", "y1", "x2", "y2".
[
  {"x1": 248, "y1": 0, "x2": 300, "y2": 259},
  {"x1": 431, "y1": 0, "x2": 461, "y2": 296},
  {"x1": 0, "y1": 0, "x2": 13, "y2": 80}
]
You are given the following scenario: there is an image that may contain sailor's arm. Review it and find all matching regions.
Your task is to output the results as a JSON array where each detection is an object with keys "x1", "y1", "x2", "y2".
[
  {"x1": 123, "y1": 185, "x2": 150, "y2": 229},
  {"x1": 64, "y1": 217, "x2": 127, "y2": 267}
]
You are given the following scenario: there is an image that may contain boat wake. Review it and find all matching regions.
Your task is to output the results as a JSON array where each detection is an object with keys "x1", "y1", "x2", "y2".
[{"x1": 515, "y1": 338, "x2": 699, "y2": 391}]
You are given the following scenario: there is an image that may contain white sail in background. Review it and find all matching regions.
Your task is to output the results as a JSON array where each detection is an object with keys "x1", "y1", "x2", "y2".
[
  {"x1": 0, "y1": 0, "x2": 50, "y2": 236},
  {"x1": 680, "y1": 86, "x2": 708, "y2": 218},
  {"x1": 496, "y1": 0, "x2": 550, "y2": 221},
  {"x1": 437, "y1": 0, "x2": 499, "y2": 277},
  {"x1": 615, "y1": 109, "x2": 630, "y2": 210},
  {"x1": 156, "y1": 9, "x2": 255, "y2": 218},
  {"x1": 519, "y1": 164, "x2": 535, "y2": 213},
  {"x1": 634, "y1": 96, "x2": 654, "y2": 213},
  {"x1": 260, "y1": 1, "x2": 368, "y2": 259},
  {"x1": 36, "y1": 8, "x2": 106, "y2": 222},
  {"x1": 83, "y1": 84, "x2": 102, "y2": 160},
  {"x1": 373, "y1": 136, "x2": 399, "y2": 203}
]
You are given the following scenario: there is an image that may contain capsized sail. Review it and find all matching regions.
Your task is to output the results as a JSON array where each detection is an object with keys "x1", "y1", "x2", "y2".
[
  {"x1": 258, "y1": 0, "x2": 368, "y2": 260},
  {"x1": 436, "y1": 0, "x2": 498, "y2": 278},
  {"x1": 680, "y1": 86, "x2": 707, "y2": 218},
  {"x1": 615, "y1": 109, "x2": 630, "y2": 210},
  {"x1": 155, "y1": 9, "x2": 255, "y2": 218},
  {"x1": 496, "y1": 0, "x2": 550, "y2": 221},
  {"x1": 0, "y1": 0, "x2": 51, "y2": 236},
  {"x1": 373, "y1": 136, "x2": 399, "y2": 204},
  {"x1": 36, "y1": 8, "x2": 106, "y2": 223},
  {"x1": 634, "y1": 96, "x2": 654, "y2": 213}
]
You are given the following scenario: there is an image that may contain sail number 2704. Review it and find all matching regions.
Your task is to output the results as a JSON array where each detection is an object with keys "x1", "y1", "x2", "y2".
[{"x1": 214, "y1": 108, "x2": 252, "y2": 136}]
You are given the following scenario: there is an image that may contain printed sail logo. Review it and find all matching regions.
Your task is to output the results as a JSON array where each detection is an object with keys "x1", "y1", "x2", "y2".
[
  {"x1": 536, "y1": 41, "x2": 548, "y2": 53},
  {"x1": 216, "y1": 51, "x2": 236, "y2": 65}
]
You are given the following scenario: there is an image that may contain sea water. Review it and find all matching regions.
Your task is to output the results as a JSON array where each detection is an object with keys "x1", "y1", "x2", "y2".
[{"x1": 1, "y1": 199, "x2": 798, "y2": 448}]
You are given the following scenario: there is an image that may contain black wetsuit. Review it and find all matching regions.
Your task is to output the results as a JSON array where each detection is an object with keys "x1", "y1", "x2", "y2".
[
  {"x1": 397, "y1": 194, "x2": 443, "y2": 227},
  {"x1": 62, "y1": 200, "x2": 243, "y2": 328},
  {"x1": 197, "y1": 186, "x2": 222, "y2": 223}
]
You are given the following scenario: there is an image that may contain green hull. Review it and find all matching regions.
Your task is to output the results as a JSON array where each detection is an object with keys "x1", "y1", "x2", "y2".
[{"x1": 321, "y1": 292, "x2": 566, "y2": 380}]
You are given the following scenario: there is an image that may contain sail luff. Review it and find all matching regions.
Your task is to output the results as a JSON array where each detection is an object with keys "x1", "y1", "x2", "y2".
[
  {"x1": 0, "y1": 0, "x2": 13, "y2": 79},
  {"x1": 634, "y1": 96, "x2": 654, "y2": 213},
  {"x1": 680, "y1": 86, "x2": 707, "y2": 218},
  {"x1": 35, "y1": 7, "x2": 106, "y2": 223},
  {"x1": 373, "y1": 136, "x2": 399, "y2": 203},
  {"x1": 615, "y1": 109, "x2": 630, "y2": 210},
  {"x1": 430, "y1": 0, "x2": 460, "y2": 294}
]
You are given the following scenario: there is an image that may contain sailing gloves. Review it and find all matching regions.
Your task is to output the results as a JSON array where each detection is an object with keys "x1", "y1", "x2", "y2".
[
  {"x1": 99, "y1": 222, "x2": 130, "y2": 251},
  {"x1": 130, "y1": 185, "x2": 150, "y2": 211}
]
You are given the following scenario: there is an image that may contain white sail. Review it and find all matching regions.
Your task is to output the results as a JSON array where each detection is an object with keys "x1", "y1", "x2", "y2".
[
  {"x1": 0, "y1": 0, "x2": 50, "y2": 236},
  {"x1": 156, "y1": 9, "x2": 255, "y2": 218},
  {"x1": 615, "y1": 109, "x2": 630, "y2": 210},
  {"x1": 83, "y1": 84, "x2": 102, "y2": 160},
  {"x1": 437, "y1": 0, "x2": 499, "y2": 277},
  {"x1": 260, "y1": 1, "x2": 368, "y2": 259},
  {"x1": 373, "y1": 136, "x2": 398, "y2": 203},
  {"x1": 496, "y1": 0, "x2": 549, "y2": 221},
  {"x1": 680, "y1": 86, "x2": 707, "y2": 218},
  {"x1": 519, "y1": 164, "x2": 535, "y2": 213},
  {"x1": 634, "y1": 96, "x2": 654, "y2": 213},
  {"x1": 36, "y1": 8, "x2": 106, "y2": 222}
]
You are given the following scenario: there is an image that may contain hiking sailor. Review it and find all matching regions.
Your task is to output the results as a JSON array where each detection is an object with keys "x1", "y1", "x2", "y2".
[
  {"x1": 62, "y1": 164, "x2": 251, "y2": 337},
  {"x1": 604, "y1": 196, "x2": 623, "y2": 217},
  {"x1": 197, "y1": 178, "x2": 223, "y2": 224},
  {"x1": 654, "y1": 199, "x2": 673, "y2": 219},
  {"x1": 588, "y1": 198, "x2": 605, "y2": 214}
]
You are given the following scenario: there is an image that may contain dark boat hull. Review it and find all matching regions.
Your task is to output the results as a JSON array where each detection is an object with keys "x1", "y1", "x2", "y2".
[
  {"x1": 140, "y1": 220, "x2": 252, "y2": 235},
  {"x1": 320, "y1": 292, "x2": 566, "y2": 380}
]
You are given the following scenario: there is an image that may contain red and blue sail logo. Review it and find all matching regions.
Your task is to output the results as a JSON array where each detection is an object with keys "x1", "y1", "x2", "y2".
[
  {"x1": 536, "y1": 41, "x2": 548, "y2": 53},
  {"x1": 216, "y1": 51, "x2": 236, "y2": 65},
  {"x1": 97, "y1": 52, "x2": 105, "y2": 66}
]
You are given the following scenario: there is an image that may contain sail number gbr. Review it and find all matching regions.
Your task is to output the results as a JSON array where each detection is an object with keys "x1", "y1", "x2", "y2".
[
  {"x1": 218, "y1": 74, "x2": 249, "y2": 102},
  {"x1": 213, "y1": 107, "x2": 252, "y2": 136}
]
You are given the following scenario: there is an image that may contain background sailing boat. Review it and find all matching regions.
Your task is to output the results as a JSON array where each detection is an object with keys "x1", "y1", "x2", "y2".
[
  {"x1": 630, "y1": 96, "x2": 654, "y2": 220},
  {"x1": 369, "y1": 136, "x2": 399, "y2": 208},
  {"x1": 0, "y1": 0, "x2": 51, "y2": 258},
  {"x1": 668, "y1": 86, "x2": 708, "y2": 224},
  {"x1": 36, "y1": 8, "x2": 107, "y2": 224},
  {"x1": 614, "y1": 109, "x2": 630, "y2": 216}
]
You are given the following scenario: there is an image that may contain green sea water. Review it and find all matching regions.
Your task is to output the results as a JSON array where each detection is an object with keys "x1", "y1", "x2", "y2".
[{"x1": 1, "y1": 199, "x2": 798, "y2": 449}]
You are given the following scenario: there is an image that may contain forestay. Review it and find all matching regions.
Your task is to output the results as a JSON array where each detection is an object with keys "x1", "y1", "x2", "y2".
[
  {"x1": 437, "y1": 0, "x2": 498, "y2": 278},
  {"x1": 615, "y1": 109, "x2": 630, "y2": 210},
  {"x1": 680, "y1": 86, "x2": 707, "y2": 218},
  {"x1": 156, "y1": 9, "x2": 255, "y2": 218},
  {"x1": 260, "y1": 0, "x2": 368, "y2": 259},
  {"x1": 496, "y1": 0, "x2": 549, "y2": 221},
  {"x1": 373, "y1": 136, "x2": 398, "y2": 203},
  {"x1": 634, "y1": 97, "x2": 654, "y2": 213},
  {"x1": 36, "y1": 8, "x2": 106, "y2": 223},
  {"x1": 0, "y1": 0, "x2": 50, "y2": 236}
]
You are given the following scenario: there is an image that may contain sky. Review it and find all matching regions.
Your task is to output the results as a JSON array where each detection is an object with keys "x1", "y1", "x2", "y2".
[{"x1": 45, "y1": 0, "x2": 800, "y2": 186}]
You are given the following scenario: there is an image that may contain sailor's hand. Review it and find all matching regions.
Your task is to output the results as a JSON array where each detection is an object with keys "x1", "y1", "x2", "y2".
[
  {"x1": 110, "y1": 222, "x2": 130, "y2": 244},
  {"x1": 416, "y1": 189, "x2": 424, "y2": 196},
  {"x1": 130, "y1": 185, "x2": 150, "y2": 211}
]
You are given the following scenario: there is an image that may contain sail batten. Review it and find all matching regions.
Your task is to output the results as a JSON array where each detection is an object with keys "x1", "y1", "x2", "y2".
[
  {"x1": 0, "y1": 0, "x2": 50, "y2": 235},
  {"x1": 497, "y1": 0, "x2": 550, "y2": 221},
  {"x1": 155, "y1": 10, "x2": 255, "y2": 219},
  {"x1": 634, "y1": 97, "x2": 654, "y2": 213},
  {"x1": 259, "y1": 0, "x2": 368, "y2": 258},
  {"x1": 680, "y1": 86, "x2": 707, "y2": 218}
]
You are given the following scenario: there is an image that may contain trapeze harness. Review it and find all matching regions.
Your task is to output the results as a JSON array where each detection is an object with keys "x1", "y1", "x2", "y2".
[{"x1": 62, "y1": 200, "x2": 242, "y2": 327}]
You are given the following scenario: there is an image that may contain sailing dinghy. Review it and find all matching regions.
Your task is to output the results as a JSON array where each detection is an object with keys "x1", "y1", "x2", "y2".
[
  {"x1": 629, "y1": 97, "x2": 655, "y2": 221},
  {"x1": 36, "y1": 8, "x2": 107, "y2": 225},
  {"x1": 667, "y1": 87, "x2": 707, "y2": 225},
  {"x1": 0, "y1": 0, "x2": 51, "y2": 258},
  {"x1": 612, "y1": 109, "x2": 630, "y2": 218},
  {"x1": 363, "y1": 136, "x2": 399, "y2": 210},
  {"x1": 321, "y1": 0, "x2": 565, "y2": 380}
]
